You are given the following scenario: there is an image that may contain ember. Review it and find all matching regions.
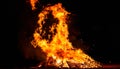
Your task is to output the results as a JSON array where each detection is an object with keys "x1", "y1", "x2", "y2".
[{"x1": 29, "y1": 0, "x2": 102, "y2": 68}]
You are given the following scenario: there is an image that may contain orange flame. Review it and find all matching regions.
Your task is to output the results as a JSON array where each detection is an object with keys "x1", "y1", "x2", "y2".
[
  {"x1": 31, "y1": 3, "x2": 101, "y2": 68},
  {"x1": 30, "y1": 0, "x2": 38, "y2": 10}
]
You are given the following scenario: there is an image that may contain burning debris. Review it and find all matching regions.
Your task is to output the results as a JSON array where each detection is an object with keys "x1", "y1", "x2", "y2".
[
  {"x1": 28, "y1": 1, "x2": 102, "y2": 68},
  {"x1": 34, "y1": 57, "x2": 101, "y2": 68}
]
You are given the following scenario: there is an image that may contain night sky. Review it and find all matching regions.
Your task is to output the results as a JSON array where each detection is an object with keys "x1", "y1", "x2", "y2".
[{"x1": 5, "y1": 0, "x2": 120, "y2": 68}]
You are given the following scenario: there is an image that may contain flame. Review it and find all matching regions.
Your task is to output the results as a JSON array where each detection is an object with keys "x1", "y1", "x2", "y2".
[
  {"x1": 31, "y1": 3, "x2": 101, "y2": 68},
  {"x1": 30, "y1": 0, "x2": 38, "y2": 10}
]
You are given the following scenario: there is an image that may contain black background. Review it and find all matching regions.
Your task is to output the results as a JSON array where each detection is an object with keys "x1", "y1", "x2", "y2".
[{"x1": 5, "y1": 0, "x2": 120, "y2": 68}]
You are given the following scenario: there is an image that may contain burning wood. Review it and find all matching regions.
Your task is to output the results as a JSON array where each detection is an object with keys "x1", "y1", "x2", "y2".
[
  {"x1": 28, "y1": 1, "x2": 102, "y2": 68},
  {"x1": 31, "y1": 60, "x2": 102, "y2": 69}
]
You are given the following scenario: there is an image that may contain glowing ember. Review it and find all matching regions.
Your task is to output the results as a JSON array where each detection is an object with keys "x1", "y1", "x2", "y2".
[{"x1": 30, "y1": 1, "x2": 102, "y2": 68}]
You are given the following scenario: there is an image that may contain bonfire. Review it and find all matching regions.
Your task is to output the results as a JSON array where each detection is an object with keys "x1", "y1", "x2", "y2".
[{"x1": 29, "y1": 0, "x2": 102, "y2": 68}]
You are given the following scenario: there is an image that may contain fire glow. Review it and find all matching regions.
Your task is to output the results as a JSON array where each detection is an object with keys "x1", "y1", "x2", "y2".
[{"x1": 30, "y1": 1, "x2": 102, "y2": 68}]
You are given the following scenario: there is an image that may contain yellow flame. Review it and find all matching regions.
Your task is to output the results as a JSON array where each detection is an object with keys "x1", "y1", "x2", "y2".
[{"x1": 31, "y1": 3, "x2": 101, "y2": 68}]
